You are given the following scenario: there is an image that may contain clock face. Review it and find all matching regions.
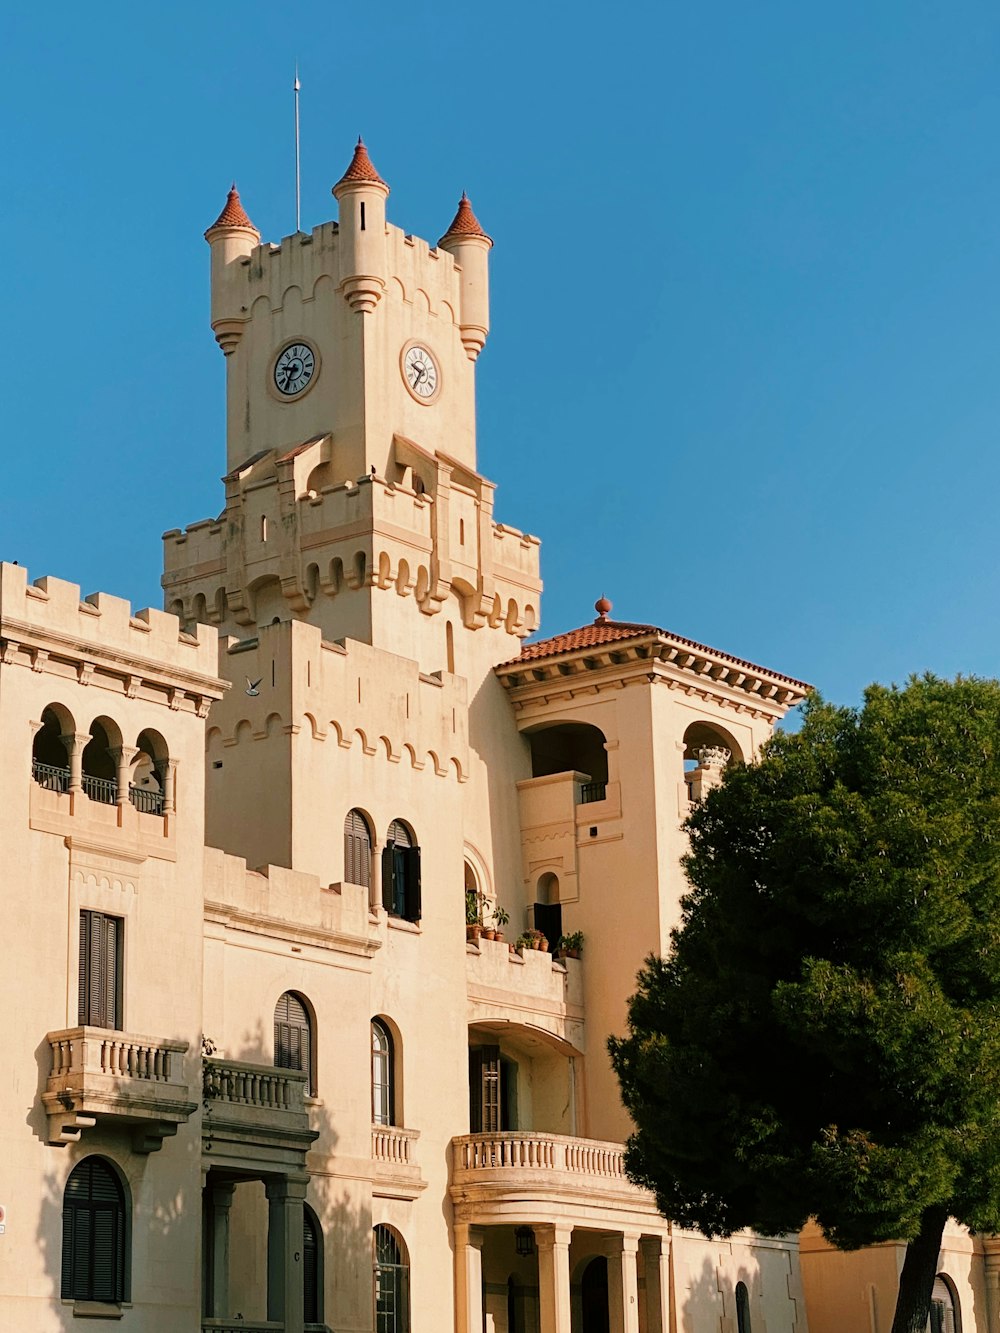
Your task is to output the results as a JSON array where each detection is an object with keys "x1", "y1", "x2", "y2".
[
  {"x1": 273, "y1": 342, "x2": 316, "y2": 397},
  {"x1": 402, "y1": 344, "x2": 440, "y2": 401}
]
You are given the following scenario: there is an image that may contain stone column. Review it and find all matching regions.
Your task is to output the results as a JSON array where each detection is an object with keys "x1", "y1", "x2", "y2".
[
  {"x1": 265, "y1": 1172, "x2": 309, "y2": 1331},
  {"x1": 63, "y1": 732, "x2": 89, "y2": 796},
  {"x1": 454, "y1": 1223, "x2": 485, "y2": 1333},
  {"x1": 639, "y1": 1236, "x2": 670, "y2": 1333},
  {"x1": 157, "y1": 757, "x2": 178, "y2": 814},
  {"x1": 536, "y1": 1224, "x2": 573, "y2": 1333},
  {"x1": 110, "y1": 745, "x2": 139, "y2": 808},
  {"x1": 205, "y1": 1181, "x2": 235, "y2": 1318},
  {"x1": 605, "y1": 1231, "x2": 641, "y2": 1333},
  {"x1": 984, "y1": 1236, "x2": 1000, "y2": 1333}
]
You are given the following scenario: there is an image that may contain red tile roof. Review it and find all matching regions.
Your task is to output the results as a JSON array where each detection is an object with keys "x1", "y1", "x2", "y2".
[
  {"x1": 512, "y1": 606, "x2": 811, "y2": 691},
  {"x1": 438, "y1": 193, "x2": 492, "y2": 247},
  {"x1": 334, "y1": 138, "x2": 388, "y2": 190},
  {"x1": 206, "y1": 184, "x2": 258, "y2": 236}
]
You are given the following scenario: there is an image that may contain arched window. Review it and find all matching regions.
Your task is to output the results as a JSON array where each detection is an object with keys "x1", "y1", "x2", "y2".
[
  {"x1": 61, "y1": 1157, "x2": 128, "y2": 1304},
  {"x1": 372, "y1": 1018, "x2": 395, "y2": 1126},
  {"x1": 131, "y1": 729, "x2": 168, "y2": 816},
  {"x1": 33, "y1": 704, "x2": 73, "y2": 791},
  {"x1": 382, "y1": 820, "x2": 421, "y2": 923},
  {"x1": 303, "y1": 1205, "x2": 323, "y2": 1325},
  {"x1": 345, "y1": 809, "x2": 374, "y2": 890},
  {"x1": 735, "y1": 1281, "x2": 752, "y2": 1333},
  {"x1": 374, "y1": 1225, "x2": 409, "y2": 1333},
  {"x1": 274, "y1": 991, "x2": 314, "y2": 1094},
  {"x1": 931, "y1": 1275, "x2": 960, "y2": 1333},
  {"x1": 82, "y1": 718, "x2": 122, "y2": 805}
]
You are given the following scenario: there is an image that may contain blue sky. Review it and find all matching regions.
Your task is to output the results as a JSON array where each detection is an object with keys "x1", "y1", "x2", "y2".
[{"x1": 2, "y1": 2, "x2": 999, "y2": 708}]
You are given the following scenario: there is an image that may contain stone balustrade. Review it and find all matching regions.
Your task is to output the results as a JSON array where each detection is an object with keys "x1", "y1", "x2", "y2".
[
  {"x1": 451, "y1": 1131, "x2": 645, "y2": 1208},
  {"x1": 44, "y1": 1026, "x2": 195, "y2": 1152},
  {"x1": 372, "y1": 1124, "x2": 419, "y2": 1165},
  {"x1": 201, "y1": 1057, "x2": 317, "y2": 1172}
]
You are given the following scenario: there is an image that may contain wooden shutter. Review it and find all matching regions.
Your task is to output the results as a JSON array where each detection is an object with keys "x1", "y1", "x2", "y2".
[
  {"x1": 403, "y1": 847, "x2": 421, "y2": 922},
  {"x1": 62, "y1": 1158, "x2": 124, "y2": 1303},
  {"x1": 274, "y1": 992, "x2": 311, "y2": 1088},
  {"x1": 79, "y1": 912, "x2": 121, "y2": 1030},
  {"x1": 345, "y1": 810, "x2": 371, "y2": 889},
  {"x1": 470, "y1": 1046, "x2": 501, "y2": 1134},
  {"x1": 381, "y1": 845, "x2": 395, "y2": 913},
  {"x1": 303, "y1": 1208, "x2": 319, "y2": 1324}
]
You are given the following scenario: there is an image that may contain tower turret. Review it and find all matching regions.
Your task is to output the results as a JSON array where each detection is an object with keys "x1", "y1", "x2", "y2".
[
  {"x1": 437, "y1": 193, "x2": 492, "y2": 360},
  {"x1": 332, "y1": 138, "x2": 390, "y2": 314},
  {"x1": 204, "y1": 185, "x2": 260, "y2": 356}
]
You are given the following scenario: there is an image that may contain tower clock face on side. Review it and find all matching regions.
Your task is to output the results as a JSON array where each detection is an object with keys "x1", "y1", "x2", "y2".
[
  {"x1": 273, "y1": 342, "x2": 317, "y2": 398},
  {"x1": 402, "y1": 343, "x2": 441, "y2": 403}
]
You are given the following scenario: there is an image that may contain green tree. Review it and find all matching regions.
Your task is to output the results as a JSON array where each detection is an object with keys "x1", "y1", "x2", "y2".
[{"x1": 610, "y1": 676, "x2": 1000, "y2": 1333}]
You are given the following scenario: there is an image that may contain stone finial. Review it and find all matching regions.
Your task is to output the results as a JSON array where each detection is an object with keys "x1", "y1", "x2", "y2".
[
  {"x1": 438, "y1": 193, "x2": 493, "y2": 248},
  {"x1": 332, "y1": 137, "x2": 389, "y2": 195},
  {"x1": 695, "y1": 745, "x2": 731, "y2": 770},
  {"x1": 594, "y1": 596, "x2": 613, "y2": 624},
  {"x1": 204, "y1": 184, "x2": 259, "y2": 241}
]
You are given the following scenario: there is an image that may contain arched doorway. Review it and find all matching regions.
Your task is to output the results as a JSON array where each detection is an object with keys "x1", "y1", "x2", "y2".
[{"x1": 581, "y1": 1257, "x2": 609, "y2": 1333}]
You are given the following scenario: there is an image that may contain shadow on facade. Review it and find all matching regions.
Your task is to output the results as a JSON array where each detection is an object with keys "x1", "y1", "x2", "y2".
[{"x1": 34, "y1": 1026, "x2": 373, "y2": 1329}]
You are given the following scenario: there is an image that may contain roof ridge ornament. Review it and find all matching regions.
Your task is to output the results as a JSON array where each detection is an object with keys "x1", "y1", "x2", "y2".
[
  {"x1": 204, "y1": 184, "x2": 259, "y2": 240},
  {"x1": 333, "y1": 137, "x2": 389, "y2": 194}
]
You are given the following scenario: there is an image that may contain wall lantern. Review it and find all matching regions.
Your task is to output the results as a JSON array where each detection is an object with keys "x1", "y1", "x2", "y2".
[{"x1": 515, "y1": 1226, "x2": 536, "y2": 1258}]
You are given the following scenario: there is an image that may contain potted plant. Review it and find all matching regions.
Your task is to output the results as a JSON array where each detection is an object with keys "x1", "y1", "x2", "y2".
[
  {"x1": 466, "y1": 888, "x2": 482, "y2": 942},
  {"x1": 491, "y1": 905, "x2": 510, "y2": 942},
  {"x1": 514, "y1": 933, "x2": 532, "y2": 954},
  {"x1": 525, "y1": 928, "x2": 549, "y2": 952},
  {"x1": 558, "y1": 930, "x2": 585, "y2": 959}
]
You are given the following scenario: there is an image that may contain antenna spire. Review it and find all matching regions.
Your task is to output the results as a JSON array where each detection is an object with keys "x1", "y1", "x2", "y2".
[{"x1": 293, "y1": 64, "x2": 302, "y2": 233}]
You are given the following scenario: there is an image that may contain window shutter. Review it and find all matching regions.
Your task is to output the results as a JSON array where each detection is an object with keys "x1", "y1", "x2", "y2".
[
  {"x1": 381, "y1": 846, "x2": 394, "y2": 913},
  {"x1": 303, "y1": 1210, "x2": 319, "y2": 1323},
  {"x1": 470, "y1": 1046, "x2": 501, "y2": 1134},
  {"x1": 405, "y1": 847, "x2": 421, "y2": 921},
  {"x1": 62, "y1": 1158, "x2": 125, "y2": 1303},
  {"x1": 78, "y1": 913, "x2": 89, "y2": 1025},
  {"x1": 79, "y1": 912, "x2": 122, "y2": 1029}
]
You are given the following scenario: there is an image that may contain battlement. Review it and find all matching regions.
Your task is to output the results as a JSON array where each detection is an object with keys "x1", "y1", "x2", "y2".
[
  {"x1": 218, "y1": 217, "x2": 463, "y2": 328},
  {"x1": 0, "y1": 563, "x2": 222, "y2": 688}
]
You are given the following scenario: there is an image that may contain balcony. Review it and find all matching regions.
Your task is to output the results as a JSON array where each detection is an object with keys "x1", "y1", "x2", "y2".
[
  {"x1": 371, "y1": 1124, "x2": 425, "y2": 1199},
  {"x1": 451, "y1": 1132, "x2": 648, "y2": 1218},
  {"x1": 44, "y1": 1027, "x2": 195, "y2": 1152},
  {"x1": 201, "y1": 1057, "x2": 318, "y2": 1172}
]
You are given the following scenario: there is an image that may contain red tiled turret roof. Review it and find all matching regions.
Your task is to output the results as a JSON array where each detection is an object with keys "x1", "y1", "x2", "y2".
[
  {"x1": 205, "y1": 184, "x2": 258, "y2": 236},
  {"x1": 438, "y1": 193, "x2": 492, "y2": 247},
  {"x1": 511, "y1": 598, "x2": 811, "y2": 691},
  {"x1": 334, "y1": 137, "x2": 388, "y2": 191}
]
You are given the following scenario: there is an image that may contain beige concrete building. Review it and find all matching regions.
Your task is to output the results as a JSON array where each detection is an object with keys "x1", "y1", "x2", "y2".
[{"x1": 0, "y1": 137, "x2": 982, "y2": 1333}]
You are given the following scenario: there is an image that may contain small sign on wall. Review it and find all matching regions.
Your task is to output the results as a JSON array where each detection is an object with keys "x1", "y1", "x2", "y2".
[{"x1": 0, "y1": 1202, "x2": 6, "y2": 1234}]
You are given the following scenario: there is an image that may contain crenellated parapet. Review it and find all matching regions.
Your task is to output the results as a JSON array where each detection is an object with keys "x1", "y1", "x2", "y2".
[
  {"x1": 0, "y1": 562, "x2": 223, "y2": 710},
  {"x1": 162, "y1": 432, "x2": 542, "y2": 666},
  {"x1": 206, "y1": 621, "x2": 470, "y2": 782}
]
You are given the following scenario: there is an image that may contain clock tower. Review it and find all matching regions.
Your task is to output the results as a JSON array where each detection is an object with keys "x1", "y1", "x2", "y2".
[{"x1": 163, "y1": 140, "x2": 541, "y2": 678}]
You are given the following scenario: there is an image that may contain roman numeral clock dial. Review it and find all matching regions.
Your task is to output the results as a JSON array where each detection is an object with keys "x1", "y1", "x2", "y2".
[
  {"x1": 273, "y1": 342, "x2": 317, "y2": 398},
  {"x1": 402, "y1": 343, "x2": 441, "y2": 403}
]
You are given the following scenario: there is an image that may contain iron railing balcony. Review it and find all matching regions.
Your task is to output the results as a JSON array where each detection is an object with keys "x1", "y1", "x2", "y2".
[
  {"x1": 579, "y1": 781, "x2": 607, "y2": 804},
  {"x1": 130, "y1": 784, "x2": 165, "y2": 815},
  {"x1": 32, "y1": 760, "x2": 70, "y2": 792},
  {"x1": 82, "y1": 773, "x2": 118, "y2": 804}
]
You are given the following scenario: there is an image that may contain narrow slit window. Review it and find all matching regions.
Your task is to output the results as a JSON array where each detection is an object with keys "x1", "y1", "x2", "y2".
[{"x1": 360, "y1": 202, "x2": 366, "y2": 231}]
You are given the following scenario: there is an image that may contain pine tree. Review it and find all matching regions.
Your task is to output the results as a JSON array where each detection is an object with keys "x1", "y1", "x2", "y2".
[{"x1": 610, "y1": 676, "x2": 1000, "y2": 1333}]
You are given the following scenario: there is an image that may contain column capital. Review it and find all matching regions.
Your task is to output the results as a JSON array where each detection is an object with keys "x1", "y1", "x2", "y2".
[
  {"x1": 454, "y1": 1222, "x2": 486, "y2": 1249},
  {"x1": 209, "y1": 1181, "x2": 237, "y2": 1208},
  {"x1": 534, "y1": 1223, "x2": 574, "y2": 1251},
  {"x1": 264, "y1": 1171, "x2": 310, "y2": 1202},
  {"x1": 604, "y1": 1230, "x2": 642, "y2": 1257},
  {"x1": 63, "y1": 731, "x2": 91, "y2": 749}
]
